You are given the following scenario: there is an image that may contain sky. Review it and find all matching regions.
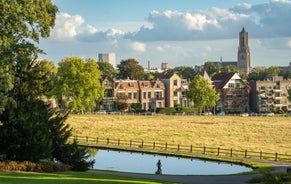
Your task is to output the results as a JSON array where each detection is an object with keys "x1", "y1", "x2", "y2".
[{"x1": 39, "y1": 0, "x2": 291, "y2": 68}]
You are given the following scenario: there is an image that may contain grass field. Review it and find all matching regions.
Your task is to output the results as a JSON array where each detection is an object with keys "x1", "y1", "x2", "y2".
[
  {"x1": 0, "y1": 171, "x2": 169, "y2": 184},
  {"x1": 66, "y1": 114, "x2": 291, "y2": 155}
]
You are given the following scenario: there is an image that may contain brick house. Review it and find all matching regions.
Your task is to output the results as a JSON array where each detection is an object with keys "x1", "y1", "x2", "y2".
[{"x1": 212, "y1": 72, "x2": 250, "y2": 113}]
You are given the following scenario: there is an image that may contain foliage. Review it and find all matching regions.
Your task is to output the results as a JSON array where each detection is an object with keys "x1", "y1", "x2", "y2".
[
  {"x1": 172, "y1": 66, "x2": 197, "y2": 80},
  {"x1": 130, "y1": 103, "x2": 142, "y2": 112},
  {"x1": 266, "y1": 66, "x2": 282, "y2": 77},
  {"x1": 0, "y1": 160, "x2": 72, "y2": 172},
  {"x1": 221, "y1": 65, "x2": 238, "y2": 73},
  {"x1": 53, "y1": 141, "x2": 94, "y2": 171},
  {"x1": 55, "y1": 57, "x2": 105, "y2": 112},
  {"x1": 186, "y1": 75, "x2": 219, "y2": 113},
  {"x1": 97, "y1": 61, "x2": 117, "y2": 78},
  {"x1": 117, "y1": 59, "x2": 145, "y2": 80},
  {"x1": 249, "y1": 172, "x2": 291, "y2": 184},
  {"x1": 288, "y1": 89, "x2": 291, "y2": 102},
  {"x1": 203, "y1": 61, "x2": 221, "y2": 77}
]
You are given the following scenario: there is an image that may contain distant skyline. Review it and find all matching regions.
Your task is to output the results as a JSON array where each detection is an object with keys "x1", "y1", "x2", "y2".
[{"x1": 39, "y1": 0, "x2": 291, "y2": 68}]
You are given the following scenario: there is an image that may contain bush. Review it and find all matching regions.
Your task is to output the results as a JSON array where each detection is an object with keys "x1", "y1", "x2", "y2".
[{"x1": 0, "y1": 161, "x2": 71, "y2": 172}]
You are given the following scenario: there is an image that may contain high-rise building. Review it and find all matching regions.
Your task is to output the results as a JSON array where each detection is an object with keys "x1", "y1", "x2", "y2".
[
  {"x1": 237, "y1": 27, "x2": 251, "y2": 75},
  {"x1": 98, "y1": 53, "x2": 116, "y2": 67}
]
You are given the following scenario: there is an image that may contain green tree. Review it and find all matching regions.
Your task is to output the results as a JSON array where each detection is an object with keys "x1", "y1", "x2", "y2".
[
  {"x1": 97, "y1": 61, "x2": 117, "y2": 78},
  {"x1": 186, "y1": 75, "x2": 219, "y2": 113},
  {"x1": 266, "y1": 66, "x2": 282, "y2": 77},
  {"x1": 0, "y1": 0, "x2": 93, "y2": 170},
  {"x1": 172, "y1": 66, "x2": 196, "y2": 80},
  {"x1": 117, "y1": 59, "x2": 145, "y2": 80},
  {"x1": 221, "y1": 65, "x2": 238, "y2": 73},
  {"x1": 55, "y1": 57, "x2": 105, "y2": 112},
  {"x1": 247, "y1": 66, "x2": 267, "y2": 81},
  {"x1": 203, "y1": 61, "x2": 221, "y2": 77}
]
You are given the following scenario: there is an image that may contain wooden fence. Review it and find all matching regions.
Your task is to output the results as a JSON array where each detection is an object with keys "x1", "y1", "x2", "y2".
[{"x1": 71, "y1": 135, "x2": 291, "y2": 163}]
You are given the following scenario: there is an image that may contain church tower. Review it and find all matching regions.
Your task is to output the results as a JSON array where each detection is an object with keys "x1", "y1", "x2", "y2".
[{"x1": 237, "y1": 27, "x2": 250, "y2": 75}]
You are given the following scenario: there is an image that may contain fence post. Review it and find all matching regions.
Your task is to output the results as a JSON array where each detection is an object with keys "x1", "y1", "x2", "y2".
[
  {"x1": 86, "y1": 136, "x2": 88, "y2": 142},
  {"x1": 190, "y1": 145, "x2": 192, "y2": 153},
  {"x1": 260, "y1": 151, "x2": 262, "y2": 160},
  {"x1": 130, "y1": 140, "x2": 132, "y2": 147},
  {"x1": 96, "y1": 137, "x2": 98, "y2": 143},
  {"x1": 165, "y1": 143, "x2": 167, "y2": 150},
  {"x1": 107, "y1": 138, "x2": 109, "y2": 145},
  {"x1": 245, "y1": 150, "x2": 248, "y2": 158},
  {"x1": 203, "y1": 146, "x2": 206, "y2": 154},
  {"x1": 178, "y1": 144, "x2": 180, "y2": 151},
  {"x1": 230, "y1": 148, "x2": 232, "y2": 157},
  {"x1": 275, "y1": 152, "x2": 278, "y2": 161},
  {"x1": 118, "y1": 139, "x2": 120, "y2": 146},
  {"x1": 217, "y1": 147, "x2": 220, "y2": 156},
  {"x1": 153, "y1": 142, "x2": 155, "y2": 149}
]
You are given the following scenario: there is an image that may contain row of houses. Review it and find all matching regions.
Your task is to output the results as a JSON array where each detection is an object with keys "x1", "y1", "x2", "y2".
[{"x1": 99, "y1": 71, "x2": 291, "y2": 113}]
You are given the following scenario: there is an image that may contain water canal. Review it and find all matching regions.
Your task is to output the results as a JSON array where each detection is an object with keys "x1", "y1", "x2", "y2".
[{"x1": 90, "y1": 149, "x2": 252, "y2": 175}]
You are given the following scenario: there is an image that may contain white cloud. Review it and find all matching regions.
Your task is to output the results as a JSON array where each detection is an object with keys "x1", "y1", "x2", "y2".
[
  {"x1": 51, "y1": 13, "x2": 84, "y2": 41},
  {"x1": 132, "y1": 42, "x2": 147, "y2": 52},
  {"x1": 126, "y1": 1, "x2": 291, "y2": 41}
]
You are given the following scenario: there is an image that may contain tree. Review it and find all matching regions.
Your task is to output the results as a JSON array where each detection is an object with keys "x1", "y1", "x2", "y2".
[
  {"x1": 266, "y1": 66, "x2": 282, "y2": 77},
  {"x1": 97, "y1": 61, "x2": 117, "y2": 78},
  {"x1": 55, "y1": 57, "x2": 105, "y2": 112},
  {"x1": 221, "y1": 65, "x2": 238, "y2": 73},
  {"x1": 172, "y1": 66, "x2": 196, "y2": 80},
  {"x1": 247, "y1": 66, "x2": 267, "y2": 81},
  {"x1": 186, "y1": 75, "x2": 219, "y2": 113},
  {"x1": 117, "y1": 59, "x2": 145, "y2": 80},
  {"x1": 203, "y1": 62, "x2": 221, "y2": 77},
  {"x1": 0, "y1": 1, "x2": 93, "y2": 170}
]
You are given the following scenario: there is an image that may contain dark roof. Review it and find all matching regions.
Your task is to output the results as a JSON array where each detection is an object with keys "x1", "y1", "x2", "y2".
[
  {"x1": 211, "y1": 72, "x2": 235, "y2": 90},
  {"x1": 155, "y1": 71, "x2": 176, "y2": 79},
  {"x1": 212, "y1": 61, "x2": 237, "y2": 67}
]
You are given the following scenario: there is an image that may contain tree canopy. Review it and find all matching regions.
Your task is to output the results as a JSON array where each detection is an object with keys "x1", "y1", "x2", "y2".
[
  {"x1": 186, "y1": 75, "x2": 219, "y2": 113},
  {"x1": 97, "y1": 61, "x2": 117, "y2": 78},
  {"x1": 55, "y1": 57, "x2": 105, "y2": 112},
  {"x1": 117, "y1": 59, "x2": 145, "y2": 80}
]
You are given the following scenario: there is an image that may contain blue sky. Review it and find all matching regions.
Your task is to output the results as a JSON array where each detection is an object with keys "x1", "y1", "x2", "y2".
[{"x1": 40, "y1": 0, "x2": 291, "y2": 68}]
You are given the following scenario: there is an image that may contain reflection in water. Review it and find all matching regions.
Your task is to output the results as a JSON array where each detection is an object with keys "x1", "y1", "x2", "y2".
[{"x1": 91, "y1": 149, "x2": 252, "y2": 175}]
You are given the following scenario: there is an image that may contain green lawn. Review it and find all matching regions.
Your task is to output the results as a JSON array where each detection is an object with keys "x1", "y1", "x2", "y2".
[{"x1": 0, "y1": 171, "x2": 174, "y2": 184}]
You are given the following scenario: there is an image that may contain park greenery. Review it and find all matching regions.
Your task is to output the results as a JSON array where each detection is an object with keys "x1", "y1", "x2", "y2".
[{"x1": 0, "y1": 0, "x2": 94, "y2": 171}]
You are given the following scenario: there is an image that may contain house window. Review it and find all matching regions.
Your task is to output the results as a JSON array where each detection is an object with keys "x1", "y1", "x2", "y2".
[
  {"x1": 128, "y1": 92, "x2": 132, "y2": 99},
  {"x1": 143, "y1": 92, "x2": 146, "y2": 99},
  {"x1": 174, "y1": 91, "x2": 178, "y2": 96},
  {"x1": 157, "y1": 102, "x2": 162, "y2": 108},
  {"x1": 155, "y1": 91, "x2": 162, "y2": 99},
  {"x1": 228, "y1": 83, "x2": 234, "y2": 88},
  {"x1": 119, "y1": 84, "x2": 124, "y2": 89},
  {"x1": 148, "y1": 92, "x2": 151, "y2": 99},
  {"x1": 133, "y1": 92, "x2": 137, "y2": 99},
  {"x1": 173, "y1": 80, "x2": 178, "y2": 86}
]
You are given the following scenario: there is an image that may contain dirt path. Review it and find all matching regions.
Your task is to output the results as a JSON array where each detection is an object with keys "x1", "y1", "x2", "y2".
[{"x1": 89, "y1": 162, "x2": 291, "y2": 184}]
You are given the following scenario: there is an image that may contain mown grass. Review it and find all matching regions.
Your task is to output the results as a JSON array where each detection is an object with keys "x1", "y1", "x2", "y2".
[
  {"x1": 66, "y1": 115, "x2": 291, "y2": 155},
  {"x1": 0, "y1": 171, "x2": 173, "y2": 184}
]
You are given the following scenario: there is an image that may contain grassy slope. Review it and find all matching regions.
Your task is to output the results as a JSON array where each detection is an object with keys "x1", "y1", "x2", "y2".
[
  {"x1": 0, "y1": 172, "x2": 169, "y2": 184},
  {"x1": 66, "y1": 115, "x2": 291, "y2": 154}
]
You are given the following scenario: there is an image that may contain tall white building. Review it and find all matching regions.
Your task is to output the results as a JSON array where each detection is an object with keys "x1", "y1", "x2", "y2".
[{"x1": 98, "y1": 53, "x2": 116, "y2": 67}]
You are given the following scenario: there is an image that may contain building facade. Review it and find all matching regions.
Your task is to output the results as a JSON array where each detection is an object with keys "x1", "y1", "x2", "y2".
[
  {"x1": 98, "y1": 53, "x2": 116, "y2": 67},
  {"x1": 237, "y1": 27, "x2": 251, "y2": 75},
  {"x1": 250, "y1": 76, "x2": 291, "y2": 113},
  {"x1": 212, "y1": 72, "x2": 250, "y2": 113}
]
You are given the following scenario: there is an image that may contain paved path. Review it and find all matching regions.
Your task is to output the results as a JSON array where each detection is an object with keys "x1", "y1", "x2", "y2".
[{"x1": 89, "y1": 161, "x2": 291, "y2": 184}]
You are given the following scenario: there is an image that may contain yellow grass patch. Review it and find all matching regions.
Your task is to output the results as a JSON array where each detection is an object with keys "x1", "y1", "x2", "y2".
[{"x1": 66, "y1": 115, "x2": 291, "y2": 155}]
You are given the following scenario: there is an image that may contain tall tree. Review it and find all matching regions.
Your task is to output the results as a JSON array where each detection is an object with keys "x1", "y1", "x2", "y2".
[
  {"x1": 172, "y1": 66, "x2": 196, "y2": 80},
  {"x1": 186, "y1": 75, "x2": 219, "y2": 113},
  {"x1": 55, "y1": 57, "x2": 105, "y2": 112},
  {"x1": 117, "y1": 58, "x2": 145, "y2": 80},
  {"x1": 266, "y1": 66, "x2": 282, "y2": 77},
  {"x1": 0, "y1": 0, "x2": 94, "y2": 170},
  {"x1": 203, "y1": 61, "x2": 221, "y2": 77},
  {"x1": 97, "y1": 61, "x2": 117, "y2": 78}
]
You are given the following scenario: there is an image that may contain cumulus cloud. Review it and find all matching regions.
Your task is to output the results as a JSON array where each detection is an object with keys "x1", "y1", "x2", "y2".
[
  {"x1": 132, "y1": 42, "x2": 147, "y2": 52},
  {"x1": 51, "y1": 13, "x2": 84, "y2": 41},
  {"x1": 125, "y1": 0, "x2": 291, "y2": 41}
]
